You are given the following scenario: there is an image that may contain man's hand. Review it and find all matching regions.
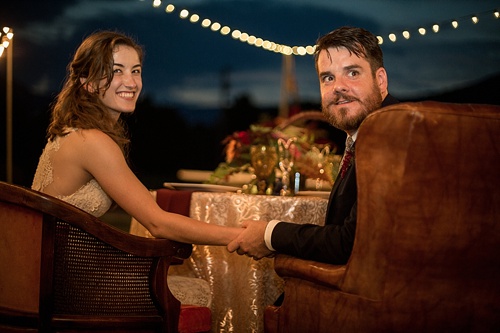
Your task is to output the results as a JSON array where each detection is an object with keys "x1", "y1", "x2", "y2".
[{"x1": 227, "y1": 220, "x2": 274, "y2": 259}]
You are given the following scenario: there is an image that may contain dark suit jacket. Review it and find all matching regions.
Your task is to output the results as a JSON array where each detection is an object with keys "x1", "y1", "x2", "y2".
[{"x1": 271, "y1": 94, "x2": 399, "y2": 264}]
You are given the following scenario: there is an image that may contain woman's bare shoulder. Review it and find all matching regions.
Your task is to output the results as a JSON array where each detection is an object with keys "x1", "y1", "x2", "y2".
[
  {"x1": 60, "y1": 129, "x2": 122, "y2": 164},
  {"x1": 68, "y1": 129, "x2": 117, "y2": 148}
]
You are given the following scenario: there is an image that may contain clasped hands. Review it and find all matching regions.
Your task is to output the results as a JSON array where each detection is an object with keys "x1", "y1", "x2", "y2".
[{"x1": 227, "y1": 220, "x2": 275, "y2": 260}]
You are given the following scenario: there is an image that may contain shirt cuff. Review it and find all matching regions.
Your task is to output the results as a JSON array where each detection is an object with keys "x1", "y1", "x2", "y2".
[{"x1": 264, "y1": 219, "x2": 281, "y2": 251}]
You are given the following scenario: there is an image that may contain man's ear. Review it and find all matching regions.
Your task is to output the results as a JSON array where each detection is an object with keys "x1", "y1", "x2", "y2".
[{"x1": 376, "y1": 67, "x2": 388, "y2": 95}]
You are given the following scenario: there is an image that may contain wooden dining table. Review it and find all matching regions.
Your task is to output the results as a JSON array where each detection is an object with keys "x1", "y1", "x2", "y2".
[{"x1": 130, "y1": 190, "x2": 328, "y2": 333}]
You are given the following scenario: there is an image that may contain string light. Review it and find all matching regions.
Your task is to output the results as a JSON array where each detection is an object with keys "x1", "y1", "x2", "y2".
[
  {"x1": 179, "y1": 9, "x2": 189, "y2": 19},
  {"x1": 165, "y1": 4, "x2": 174, "y2": 13},
  {"x1": 211, "y1": 22, "x2": 221, "y2": 32},
  {"x1": 201, "y1": 19, "x2": 211, "y2": 28},
  {"x1": 190, "y1": 14, "x2": 199, "y2": 23},
  {"x1": 152, "y1": 2, "x2": 499, "y2": 56},
  {"x1": 0, "y1": 27, "x2": 14, "y2": 58}
]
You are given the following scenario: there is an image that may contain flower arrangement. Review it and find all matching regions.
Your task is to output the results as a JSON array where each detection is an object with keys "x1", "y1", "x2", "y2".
[
  {"x1": 209, "y1": 112, "x2": 341, "y2": 188},
  {"x1": 208, "y1": 124, "x2": 276, "y2": 184},
  {"x1": 225, "y1": 124, "x2": 275, "y2": 165}
]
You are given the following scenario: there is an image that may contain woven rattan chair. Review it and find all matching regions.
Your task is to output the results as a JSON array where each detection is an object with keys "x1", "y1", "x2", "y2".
[{"x1": 0, "y1": 181, "x2": 193, "y2": 333}]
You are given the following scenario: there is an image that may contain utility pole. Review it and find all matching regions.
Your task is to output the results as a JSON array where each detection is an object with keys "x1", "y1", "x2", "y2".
[{"x1": 1, "y1": 27, "x2": 14, "y2": 183}]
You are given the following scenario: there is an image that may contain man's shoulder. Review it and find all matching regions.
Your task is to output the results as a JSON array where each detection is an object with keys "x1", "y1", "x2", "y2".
[{"x1": 381, "y1": 94, "x2": 400, "y2": 107}]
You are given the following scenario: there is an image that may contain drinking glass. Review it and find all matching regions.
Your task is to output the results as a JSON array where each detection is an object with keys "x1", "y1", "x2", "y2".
[
  {"x1": 277, "y1": 138, "x2": 295, "y2": 196},
  {"x1": 250, "y1": 145, "x2": 278, "y2": 194}
]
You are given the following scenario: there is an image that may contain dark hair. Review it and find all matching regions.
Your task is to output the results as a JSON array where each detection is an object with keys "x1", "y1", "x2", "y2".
[
  {"x1": 48, "y1": 30, "x2": 144, "y2": 155},
  {"x1": 314, "y1": 26, "x2": 383, "y2": 74}
]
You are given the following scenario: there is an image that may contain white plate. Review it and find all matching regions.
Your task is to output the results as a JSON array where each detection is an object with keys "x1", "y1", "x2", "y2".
[
  {"x1": 295, "y1": 191, "x2": 331, "y2": 199},
  {"x1": 164, "y1": 182, "x2": 241, "y2": 193}
]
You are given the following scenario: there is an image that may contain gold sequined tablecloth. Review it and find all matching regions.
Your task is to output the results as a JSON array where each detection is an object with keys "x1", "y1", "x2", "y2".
[{"x1": 171, "y1": 192, "x2": 327, "y2": 333}]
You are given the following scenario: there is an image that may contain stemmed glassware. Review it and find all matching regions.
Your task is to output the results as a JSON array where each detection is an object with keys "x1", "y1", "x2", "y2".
[
  {"x1": 312, "y1": 145, "x2": 331, "y2": 190},
  {"x1": 250, "y1": 144, "x2": 278, "y2": 195},
  {"x1": 277, "y1": 138, "x2": 295, "y2": 196}
]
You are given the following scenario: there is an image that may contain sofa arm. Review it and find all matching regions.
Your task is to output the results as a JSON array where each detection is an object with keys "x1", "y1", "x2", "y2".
[{"x1": 273, "y1": 254, "x2": 346, "y2": 289}]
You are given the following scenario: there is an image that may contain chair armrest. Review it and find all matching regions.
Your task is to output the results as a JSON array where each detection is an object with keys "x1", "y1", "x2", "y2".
[
  {"x1": 274, "y1": 254, "x2": 346, "y2": 289},
  {"x1": 0, "y1": 182, "x2": 192, "y2": 260}
]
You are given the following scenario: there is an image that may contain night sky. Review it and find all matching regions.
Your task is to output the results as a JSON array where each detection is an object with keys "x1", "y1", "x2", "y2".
[{"x1": 1, "y1": 0, "x2": 499, "y2": 185}]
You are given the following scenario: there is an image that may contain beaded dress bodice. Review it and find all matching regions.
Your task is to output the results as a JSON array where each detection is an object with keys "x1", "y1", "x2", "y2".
[{"x1": 32, "y1": 129, "x2": 112, "y2": 217}]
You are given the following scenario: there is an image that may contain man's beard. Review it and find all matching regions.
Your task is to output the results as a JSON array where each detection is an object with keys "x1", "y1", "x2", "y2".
[{"x1": 322, "y1": 83, "x2": 383, "y2": 132}]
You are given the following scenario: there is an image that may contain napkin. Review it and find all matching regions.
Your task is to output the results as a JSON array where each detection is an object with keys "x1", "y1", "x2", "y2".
[{"x1": 156, "y1": 189, "x2": 193, "y2": 216}]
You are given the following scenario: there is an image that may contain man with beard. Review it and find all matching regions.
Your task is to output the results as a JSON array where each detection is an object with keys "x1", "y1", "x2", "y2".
[{"x1": 227, "y1": 26, "x2": 399, "y2": 265}]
